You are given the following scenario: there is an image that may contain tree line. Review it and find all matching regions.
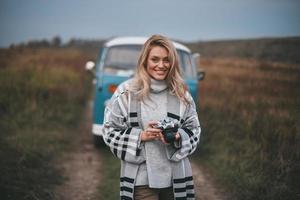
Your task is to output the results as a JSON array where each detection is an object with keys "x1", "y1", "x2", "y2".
[{"x1": 9, "y1": 36, "x2": 105, "y2": 50}]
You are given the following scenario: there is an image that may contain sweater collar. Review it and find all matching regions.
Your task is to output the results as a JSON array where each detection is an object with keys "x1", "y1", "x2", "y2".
[{"x1": 150, "y1": 78, "x2": 168, "y2": 93}]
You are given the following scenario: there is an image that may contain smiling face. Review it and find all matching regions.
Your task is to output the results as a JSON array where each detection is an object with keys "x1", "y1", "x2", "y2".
[{"x1": 146, "y1": 46, "x2": 171, "y2": 80}]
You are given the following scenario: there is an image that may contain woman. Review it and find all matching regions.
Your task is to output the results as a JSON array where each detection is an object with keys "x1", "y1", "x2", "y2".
[{"x1": 103, "y1": 34, "x2": 201, "y2": 200}]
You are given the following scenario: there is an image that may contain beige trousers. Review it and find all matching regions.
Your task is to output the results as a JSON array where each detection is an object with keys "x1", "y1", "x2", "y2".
[{"x1": 134, "y1": 185, "x2": 174, "y2": 200}]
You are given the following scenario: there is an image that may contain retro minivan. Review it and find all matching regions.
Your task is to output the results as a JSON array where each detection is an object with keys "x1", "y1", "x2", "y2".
[{"x1": 86, "y1": 37, "x2": 205, "y2": 146}]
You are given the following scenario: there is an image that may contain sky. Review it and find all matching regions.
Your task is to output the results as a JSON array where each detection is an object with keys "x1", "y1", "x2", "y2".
[{"x1": 0, "y1": 0, "x2": 300, "y2": 47}]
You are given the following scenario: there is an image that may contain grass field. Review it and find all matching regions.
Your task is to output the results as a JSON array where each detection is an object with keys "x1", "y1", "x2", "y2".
[
  {"x1": 195, "y1": 57, "x2": 300, "y2": 200},
  {"x1": 1, "y1": 42, "x2": 299, "y2": 199},
  {"x1": 0, "y1": 47, "x2": 93, "y2": 200},
  {"x1": 98, "y1": 148, "x2": 120, "y2": 200}
]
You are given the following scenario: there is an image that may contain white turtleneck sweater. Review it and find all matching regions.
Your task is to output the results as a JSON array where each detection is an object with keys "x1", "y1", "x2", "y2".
[{"x1": 135, "y1": 79, "x2": 173, "y2": 188}]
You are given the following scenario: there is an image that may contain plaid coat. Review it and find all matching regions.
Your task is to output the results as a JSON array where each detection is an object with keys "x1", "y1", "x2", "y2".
[{"x1": 103, "y1": 80, "x2": 201, "y2": 200}]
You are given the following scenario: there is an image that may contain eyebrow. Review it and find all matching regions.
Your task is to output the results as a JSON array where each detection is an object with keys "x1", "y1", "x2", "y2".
[{"x1": 150, "y1": 55, "x2": 169, "y2": 59}]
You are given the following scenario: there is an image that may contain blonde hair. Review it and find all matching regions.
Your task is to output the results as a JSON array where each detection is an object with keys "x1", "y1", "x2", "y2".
[{"x1": 130, "y1": 34, "x2": 190, "y2": 104}]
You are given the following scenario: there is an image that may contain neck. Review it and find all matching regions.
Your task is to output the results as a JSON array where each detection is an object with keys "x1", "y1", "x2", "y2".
[{"x1": 150, "y1": 78, "x2": 168, "y2": 93}]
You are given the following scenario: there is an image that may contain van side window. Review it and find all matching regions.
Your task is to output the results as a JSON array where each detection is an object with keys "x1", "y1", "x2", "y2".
[{"x1": 178, "y1": 50, "x2": 196, "y2": 79}]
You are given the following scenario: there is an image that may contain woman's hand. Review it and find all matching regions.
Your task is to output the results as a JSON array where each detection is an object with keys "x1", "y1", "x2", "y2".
[
  {"x1": 141, "y1": 121, "x2": 181, "y2": 144},
  {"x1": 140, "y1": 121, "x2": 162, "y2": 142},
  {"x1": 175, "y1": 132, "x2": 181, "y2": 140}
]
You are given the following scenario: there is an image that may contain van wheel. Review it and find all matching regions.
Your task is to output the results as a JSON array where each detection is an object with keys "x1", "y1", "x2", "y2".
[{"x1": 93, "y1": 135, "x2": 105, "y2": 148}]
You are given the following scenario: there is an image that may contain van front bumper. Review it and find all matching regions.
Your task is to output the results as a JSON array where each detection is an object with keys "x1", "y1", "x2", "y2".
[{"x1": 92, "y1": 124, "x2": 104, "y2": 136}]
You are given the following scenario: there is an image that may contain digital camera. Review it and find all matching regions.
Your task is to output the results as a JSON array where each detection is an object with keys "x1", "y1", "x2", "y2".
[{"x1": 155, "y1": 117, "x2": 179, "y2": 143}]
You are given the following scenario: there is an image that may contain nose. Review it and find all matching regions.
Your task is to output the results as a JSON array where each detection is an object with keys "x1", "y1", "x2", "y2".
[{"x1": 157, "y1": 60, "x2": 165, "y2": 68}]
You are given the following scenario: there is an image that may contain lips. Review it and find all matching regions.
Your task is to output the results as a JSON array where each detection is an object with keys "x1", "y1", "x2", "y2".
[
  {"x1": 154, "y1": 68, "x2": 168, "y2": 72},
  {"x1": 154, "y1": 70, "x2": 167, "y2": 75}
]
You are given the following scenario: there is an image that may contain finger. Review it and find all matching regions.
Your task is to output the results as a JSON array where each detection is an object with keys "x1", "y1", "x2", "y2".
[
  {"x1": 159, "y1": 133, "x2": 168, "y2": 144},
  {"x1": 147, "y1": 134, "x2": 158, "y2": 140},
  {"x1": 148, "y1": 121, "x2": 158, "y2": 127},
  {"x1": 162, "y1": 138, "x2": 169, "y2": 144},
  {"x1": 146, "y1": 128, "x2": 161, "y2": 133},
  {"x1": 149, "y1": 132, "x2": 160, "y2": 138},
  {"x1": 158, "y1": 132, "x2": 164, "y2": 137},
  {"x1": 161, "y1": 137, "x2": 168, "y2": 144},
  {"x1": 149, "y1": 131, "x2": 162, "y2": 140},
  {"x1": 158, "y1": 132, "x2": 165, "y2": 140}
]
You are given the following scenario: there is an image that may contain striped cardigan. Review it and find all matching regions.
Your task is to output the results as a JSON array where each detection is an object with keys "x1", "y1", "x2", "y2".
[{"x1": 103, "y1": 80, "x2": 201, "y2": 200}]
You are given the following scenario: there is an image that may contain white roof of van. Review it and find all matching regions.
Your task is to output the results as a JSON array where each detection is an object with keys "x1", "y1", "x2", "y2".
[{"x1": 105, "y1": 36, "x2": 191, "y2": 53}]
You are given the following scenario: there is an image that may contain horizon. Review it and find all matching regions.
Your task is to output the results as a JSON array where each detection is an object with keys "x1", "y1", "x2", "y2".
[
  {"x1": 7, "y1": 35, "x2": 300, "y2": 47},
  {"x1": 1, "y1": 0, "x2": 300, "y2": 47}
]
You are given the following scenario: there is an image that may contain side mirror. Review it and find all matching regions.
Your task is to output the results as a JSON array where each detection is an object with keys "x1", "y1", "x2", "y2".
[
  {"x1": 193, "y1": 53, "x2": 205, "y2": 81},
  {"x1": 192, "y1": 53, "x2": 200, "y2": 67},
  {"x1": 197, "y1": 71, "x2": 205, "y2": 81}
]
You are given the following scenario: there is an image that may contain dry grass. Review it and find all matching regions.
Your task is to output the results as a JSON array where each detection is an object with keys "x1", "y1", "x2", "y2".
[
  {"x1": 0, "y1": 47, "x2": 93, "y2": 200},
  {"x1": 196, "y1": 57, "x2": 300, "y2": 200}
]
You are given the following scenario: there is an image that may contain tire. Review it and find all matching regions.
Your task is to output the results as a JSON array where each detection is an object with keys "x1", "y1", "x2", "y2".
[{"x1": 93, "y1": 134, "x2": 105, "y2": 148}]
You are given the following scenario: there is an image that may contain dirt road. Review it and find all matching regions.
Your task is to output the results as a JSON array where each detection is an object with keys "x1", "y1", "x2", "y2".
[
  {"x1": 54, "y1": 102, "x2": 103, "y2": 200},
  {"x1": 192, "y1": 162, "x2": 226, "y2": 200},
  {"x1": 54, "y1": 103, "x2": 225, "y2": 200}
]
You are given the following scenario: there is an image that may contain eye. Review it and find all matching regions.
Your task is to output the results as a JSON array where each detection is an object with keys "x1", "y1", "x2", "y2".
[
  {"x1": 151, "y1": 57, "x2": 159, "y2": 62},
  {"x1": 163, "y1": 58, "x2": 170, "y2": 63}
]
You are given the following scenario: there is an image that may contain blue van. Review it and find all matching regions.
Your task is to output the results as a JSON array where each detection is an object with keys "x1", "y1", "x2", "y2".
[{"x1": 85, "y1": 37, "x2": 205, "y2": 146}]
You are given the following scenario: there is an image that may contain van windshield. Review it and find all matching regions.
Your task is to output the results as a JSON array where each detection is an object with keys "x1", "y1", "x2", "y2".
[
  {"x1": 103, "y1": 45, "x2": 142, "y2": 76},
  {"x1": 103, "y1": 45, "x2": 195, "y2": 78}
]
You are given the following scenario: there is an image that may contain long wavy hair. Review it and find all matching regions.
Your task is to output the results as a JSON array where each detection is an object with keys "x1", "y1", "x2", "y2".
[{"x1": 129, "y1": 34, "x2": 190, "y2": 104}]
